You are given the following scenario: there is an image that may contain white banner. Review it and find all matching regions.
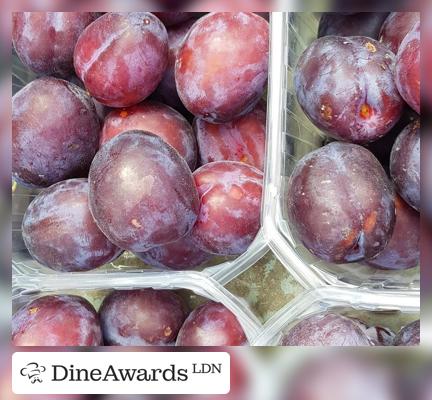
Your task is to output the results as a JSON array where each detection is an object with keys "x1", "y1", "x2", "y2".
[{"x1": 12, "y1": 352, "x2": 230, "y2": 395}]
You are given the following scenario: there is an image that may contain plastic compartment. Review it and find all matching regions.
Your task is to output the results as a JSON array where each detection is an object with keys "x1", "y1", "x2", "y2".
[
  {"x1": 263, "y1": 12, "x2": 420, "y2": 290},
  {"x1": 12, "y1": 270, "x2": 263, "y2": 345},
  {"x1": 11, "y1": 43, "x2": 269, "y2": 286},
  {"x1": 252, "y1": 286, "x2": 420, "y2": 345}
]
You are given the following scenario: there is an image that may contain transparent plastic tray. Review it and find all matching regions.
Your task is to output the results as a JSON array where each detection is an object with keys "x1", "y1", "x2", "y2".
[
  {"x1": 262, "y1": 12, "x2": 420, "y2": 291},
  {"x1": 252, "y1": 286, "x2": 420, "y2": 345},
  {"x1": 12, "y1": 270, "x2": 263, "y2": 344},
  {"x1": 12, "y1": 13, "x2": 420, "y2": 347}
]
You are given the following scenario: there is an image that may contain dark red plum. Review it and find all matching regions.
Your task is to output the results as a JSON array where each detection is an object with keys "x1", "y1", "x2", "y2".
[
  {"x1": 89, "y1": 131, "x2": 199, "y2": 252},
  {"x1": 191, "y1": 161, "x2": 263, "y2": 256},
  {"x1": 175, "y1": 12, "x2": 269, "y2": 123},
  {"x1": 99, "y1": 289, "x2": 187, "y2": 346},
  {"x1": 195, "y1": 101, "x2": 266, "y2": 170},
  {"x1": 153, "y1": 12, "x2": 192, "y2": 26},
  {"x1": 136, "y1": 232, "x2": 212, "y2": 270},
  {"x1": 12, "y1": 12, "x2": 98, "y2": 76},
  {"x1": 286, "y1": 142, "x2": 395, "y2": 263},
  {"x1": 74, "y1": 12, "x2": 168, "y2": 107},
  {"x1": 390, "y1": 120, "x2": 420, "y2": 210},
  {"x1": 12, "y1": 77, "x2": 100, "y2": 188},
  {"x1": 22, "y1": 179, "x2": 122, "y2": 272},
  {"x1": 12, "y1": 295, "x2": 102, "y2": 346},
  {"x1": 281, "y1": 313, "x2": 373, "y2": 346},
  {"x1": 100, "y1": 101, "x2": 197, "y2": 169},
  {"x1": 152, "y1": 18, "x2": 196, "y2": 116},
  {"x1": 318, "y1": 12, "x2": 389, "y2": 39},
  {"x1": 394, "y1": 320, "x2": 420, "y2": 346},
  {"x1": 176, "y1": 301, "x2": 247, "y2": 346},
  {"x1": 379, "y1": 12, "x2": 420, "y2": 54},
  {"x1": 395, "y1": 22, "x2": 420, "y2": 114},
  {"x1": 366, "y1": 195, "x2": 419, "y2": 270},
  {"x1": 294, "y1": 36, "x2": 403, "y2": 143}
]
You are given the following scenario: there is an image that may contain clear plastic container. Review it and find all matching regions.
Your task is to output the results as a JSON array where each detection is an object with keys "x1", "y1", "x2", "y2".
[
  {"x1": 12, "y1": 270, "x2": 263, "y2": 344},
  {"x1": 262, "y1": 12, "x2": 420, "y2": 290},
  {"x1": 252, "y1": 286, "x2": 420, "y2": 345}
]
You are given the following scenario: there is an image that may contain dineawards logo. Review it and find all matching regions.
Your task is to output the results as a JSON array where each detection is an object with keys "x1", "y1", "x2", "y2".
[
  {"x1": 12, "y1": 352, "x2": 230, "y2": 395},
  {"x1": 20, "y1": 362, "x2": 47, "y2": 384}
]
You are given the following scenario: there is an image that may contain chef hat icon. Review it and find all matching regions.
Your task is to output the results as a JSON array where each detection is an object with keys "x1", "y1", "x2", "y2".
[{"x1": 20, "y1": 362, "x2": 46, "y2": 383}]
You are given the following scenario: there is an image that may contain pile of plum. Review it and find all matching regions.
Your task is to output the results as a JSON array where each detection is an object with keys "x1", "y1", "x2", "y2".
[
  {"x1": 288, "y1": 12, "x2": 420, "y2": 270},
  {"x1": 12, "y1": 11, "x2": 268, "y2": 347},
  {"x1": 12, "y1": 290, "x2": 247, "y2": 346},
  {"x1": 12, "y1": 12, "x2": 269, "y2": 273}
]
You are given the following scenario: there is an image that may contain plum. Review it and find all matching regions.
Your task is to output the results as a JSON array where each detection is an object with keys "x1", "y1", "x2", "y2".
[
  {"x1": 318, "y1": 12, "x2": 389, "y2": 39},
  {"x1": 135, "y1": 232, "x2": 212, "y2": 270},
  {"x1": 195, "y1": 101, "x2": 266, "y2": 170},
  {"x1": 22, "y1": 179, "x2": 122, "y2": 272},
  {"x1": 287, "y1": 142, "x2": 395, "y2": 263},
  {"x1": 390, "y1": 120, "x2": 420, "y2": 210},
  {"x1": 281, "y1": 312, "x2": 373, "y2": 346},
  {"x1": 191, "y1": 161, "x2": 263, "y2": 256},
  {"x1": 12, "y1": 77, "x2": 100, "y2": 188},
  {"x1": 74, "y1": 12, "x2": 168, "y2": 107},
  {"x1": 176, "y1": 301, "x2": 247, "y2": 346},
  {"x1": 394, "y1": 320, "x2": 420, "y2": 346},
  {"x1": 395, "y1": 22, "x2": 420, "y2": 114},
  {"x1": 175, "y1": 12, "x2": 269, "y2": 123},
  {"x1": 12, "y1": 295, "x2": 102, "y2": 346},
  {"x1": 88, "y1": 131, "x2": 199, "y2": 252},
  {"x1": 151, "y1": 18, "x2": 196, "y2": 116},
  {"x1": 12, "y1": 12, "x2": 98, "y2": 76},
  {"x1": 366, "y1": 195, "x2": 419, "y2": 270},
  {"x1": 100, "y1": 101, "x2": 197, "y2": 169},
  {"x1": 99, "y1": 289, "x2": 187, "y2": 346},
  {"x1": 379, "y1": 12, "x2": 420, "y2": 54},
  {"x1": 294, "y1": 36, "x2": 403, "y2": 143}
]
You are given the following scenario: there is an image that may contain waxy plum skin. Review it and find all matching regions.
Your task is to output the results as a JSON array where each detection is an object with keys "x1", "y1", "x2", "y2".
[
  {"x1": 294, "y1": 36, "x2": 403, "y2": 144},
  {"x1": 390, "y1": 120, "x2": 420, "y2": 211},
  {"x1": 286, "y1": 142, "x2": 395, "y2": 263},
  {"x1": 22, "y1": 179, "x2": 122, "y2": 272},
  {"x1": 379, "y1": 12, "x2": 420, "y2": 54},
  {"x1": 12, "y1": 77, "x2": 100, "y2": 188},
  {"x1": 395, "y1": 22, "x2": 420, "y2": 114},
  {"x1": 175, "y1": 12, "x2": 269, "y2": 123},
  {"x1": 12, "y1": 12, "x2": 98, "y2": 77},
  {"x1": 99, "y1": 289, "x2": 187, "y2": 346},
  {"x1": 74, "y1": 12, "x2": 168, "y2": 108},
  {"x1": 190, "y1": 161, "x2": 263, "y2": 256},
  {"x1": 366, "y1": 195, "x2": 419, "y2": 270},
  {"x1": 195, "y1": 101, "x2": 266, "y2": 170},
  {"x1": 281, "y1": 313, "x2": 373, "y2": 346},
  {"x1": 12, "y1": 295, "x2": 103, "y2": 346},
  {"x1": 88, "y1": 131, "x2": 200, "y2": 253},
  {"x1": 135, "y1": 232, "x2": 212, "y2": 271},
  {"x1": 100, "y1": 101, "x2": 197, "y2": 169},
  {"x1": 176, "y1": 301, "x2": 247, "y2": 346}
]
